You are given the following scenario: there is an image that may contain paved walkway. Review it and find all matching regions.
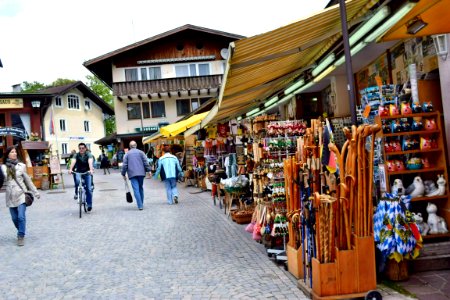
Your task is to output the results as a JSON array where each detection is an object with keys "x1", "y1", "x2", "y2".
[
  {"x1": 0, "y1": 169, "x2": 443, "y2": 299},
  {"x1": 0, "y1": 170, "x2": 305, "y2": 299}
]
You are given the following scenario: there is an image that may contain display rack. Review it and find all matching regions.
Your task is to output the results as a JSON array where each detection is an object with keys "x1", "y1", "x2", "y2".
[{"x1": 375, "y1": 111, "x2": 450, "y2": 240}]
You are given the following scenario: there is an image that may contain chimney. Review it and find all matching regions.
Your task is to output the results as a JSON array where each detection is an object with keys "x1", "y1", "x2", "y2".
[{"x1": 12, "y1": 84, "x2": 22, "y2": 92}]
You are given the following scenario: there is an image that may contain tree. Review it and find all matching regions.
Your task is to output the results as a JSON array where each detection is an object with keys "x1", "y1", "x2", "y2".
[
  {"x1": 21, "y1": 81, "x2": 46, "y2": 92},
  {"x1": 85, "y1": 75, "x2": 116, "y2": 135},
  {"x1": 49, "y1": 78, "x2": 76, "y2": 87}
]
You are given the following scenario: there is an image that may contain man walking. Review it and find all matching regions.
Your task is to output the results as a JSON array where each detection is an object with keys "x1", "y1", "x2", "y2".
[
  {"x1": 121, "y1": 141, "x2": 151, "y2": 210},
  {"x1": 152, "y1": 144, "x2": 182, "y2": 205}
]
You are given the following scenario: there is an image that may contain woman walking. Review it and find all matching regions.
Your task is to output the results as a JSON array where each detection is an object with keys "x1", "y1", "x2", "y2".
[{"x1": 1, "y1": 146, "x2": 40, "y2": 246}]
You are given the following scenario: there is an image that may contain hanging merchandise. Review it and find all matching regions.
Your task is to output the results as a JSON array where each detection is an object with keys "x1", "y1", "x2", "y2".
[{"x1": 373, "y1": 193, "x2": 422, "y2": 263}]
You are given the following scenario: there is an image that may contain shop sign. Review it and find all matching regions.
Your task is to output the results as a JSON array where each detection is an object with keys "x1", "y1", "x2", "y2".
[
  {"x1": 135, "y1": 126, "x2": 159, "y2": 132},
  {"x1": 69, "y1": 136, "x2": 85, "y2": 140},
  {"x1": 0, "y1": 98, "x2": 24, "y2": 109},
  {"x1": 0, "y1": 127, "x2": 27, "y2": 139}
]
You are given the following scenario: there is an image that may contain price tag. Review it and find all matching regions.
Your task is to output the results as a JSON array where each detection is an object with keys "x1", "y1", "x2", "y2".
[{"x1": 363, "y1": 105, "x2": 371, "y2": 118}]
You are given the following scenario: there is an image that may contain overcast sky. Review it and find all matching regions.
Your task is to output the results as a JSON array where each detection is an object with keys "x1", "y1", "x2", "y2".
[{"x1": 0, "y1": 0, "x2": 330, "y2": 91}]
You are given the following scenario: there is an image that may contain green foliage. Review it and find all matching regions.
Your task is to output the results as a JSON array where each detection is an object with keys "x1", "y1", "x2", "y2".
[
  {"x1": 85, "y1": 74, "x2": 116, "y2": 135},
  {"x1": 21, "y1": 81, "x2": 46, "y2": 92},
  {"x1": 49, "y1": 78, "x2": 76, "y2": 87},
  {"x1": 85, "y1": 75, "x2": 113, "y2": 106}
]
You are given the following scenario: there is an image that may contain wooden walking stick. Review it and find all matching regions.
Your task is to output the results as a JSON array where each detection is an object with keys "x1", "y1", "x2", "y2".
[
  {"x1": 356, "y1": 125, "x2": 365, "y2": 236},
  {"x1": 368, "y1": 124, "x2": 381, "y2": 235}
]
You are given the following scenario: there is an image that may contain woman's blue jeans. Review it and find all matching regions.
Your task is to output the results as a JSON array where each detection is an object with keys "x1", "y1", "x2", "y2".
[
  {"x1": 10, "y1": 203, "x2": 27, "y2": 237},
  {"x1": 129, "y1": 176, "x2": 145, "y2": 209},
  {"x1": 164, "y1": 178, "x2": 178, "y2": 204}
]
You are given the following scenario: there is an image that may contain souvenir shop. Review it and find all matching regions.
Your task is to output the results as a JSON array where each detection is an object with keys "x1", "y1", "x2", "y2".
[{"x1": 172, "y1": 35, "x2": 450, "y2": 300}]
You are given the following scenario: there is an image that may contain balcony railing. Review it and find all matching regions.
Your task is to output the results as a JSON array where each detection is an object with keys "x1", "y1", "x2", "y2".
[{"x1": 112, "y1": 75, "x2": 223, "y2": 97}]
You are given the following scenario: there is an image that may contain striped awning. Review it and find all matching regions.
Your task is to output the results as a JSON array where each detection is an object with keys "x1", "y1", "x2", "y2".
[{"x1": 193, "y1": 0, "x2": 378, "y2": 130}]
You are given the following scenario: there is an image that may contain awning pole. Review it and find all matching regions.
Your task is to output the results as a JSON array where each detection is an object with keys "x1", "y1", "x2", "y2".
[{"x1": 339, "y1": 0, "x2": 357, "y2": 125}]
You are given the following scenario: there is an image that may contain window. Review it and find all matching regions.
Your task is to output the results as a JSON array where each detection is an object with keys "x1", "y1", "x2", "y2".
[
  {"x1": 176, "y1": 99, "x2": 190, "y2": 116},
  {"x1": 198, "y1": 63, "x2": 210, "y2": 76},
  {"x1": 140, "y1": 68, "x2": 148, "y2": 80},
  {"x1": 151, "y1": 101, "x2": 165, "y2": 118},
  {"x1": 142, "y1": 102, "x2": 151, "y2": 119},
  {"x1": 175, "y1": 63, "x2": 210, "y2": 77},
  {"x1": 55, "y1": 96, "x2": 63, "y2": 107},
  {"x1": 61, "y1": 143, "x2": 68, "y2": 154},
  {"x1": 67, "y1": 95, "x2": 80, "y2": 110},
  {"x1": 191, "y1": 99, "x2": 199, "y2": 111},
  {"x1": 149, "y1": 67, "x2": 162, "y2": 80},
  {"x1": 84, "y1": 121, "x2": 90, "y2": 132},
  {"x1": 86, "y1": 143, "x2": 91, "y2": 151},
  {"x1": 125, "y1": 68, "x2": 138, "y2": 81},
  {"x1": 84, "y1": 99, "x2": 91, "y2": 110},
  {"x1": 59, "y1": 119, "x2": 66, "y2": 132},
  {"x1": 127, "y1": 103, "x2": 141, "y2": 120},
  {"x1": 175, "y1": 65, "x2": 189, "y2": 77},
  {"x1": 200, "y1": 97, "x2": 211, "y2": 105}
]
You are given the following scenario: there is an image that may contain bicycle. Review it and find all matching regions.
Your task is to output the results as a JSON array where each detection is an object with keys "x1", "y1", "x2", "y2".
[{"x1": 74, "y1": 171, "x2": 91, "y2": 218}]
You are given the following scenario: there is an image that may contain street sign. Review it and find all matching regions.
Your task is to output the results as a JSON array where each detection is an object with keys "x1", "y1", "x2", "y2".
[{"x1": 0, "y1": 127, "x2": 27, "y2": 139}]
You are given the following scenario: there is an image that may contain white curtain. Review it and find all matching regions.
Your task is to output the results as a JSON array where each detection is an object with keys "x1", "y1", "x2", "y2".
[{"x1": 19, "y1": 113, "x2": 31, "y2": 137}]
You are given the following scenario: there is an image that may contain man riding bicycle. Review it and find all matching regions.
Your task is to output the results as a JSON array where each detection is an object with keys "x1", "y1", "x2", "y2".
[{"x1": 69, "y1": 143, "x2": 94, "y2": 211}]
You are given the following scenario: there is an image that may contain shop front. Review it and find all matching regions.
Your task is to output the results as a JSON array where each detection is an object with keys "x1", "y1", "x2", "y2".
[{"x1": 167, "y1": 1, "x2": 450, "y2": 298}]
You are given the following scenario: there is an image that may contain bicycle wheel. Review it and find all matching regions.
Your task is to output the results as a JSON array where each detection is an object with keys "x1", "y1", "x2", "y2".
[
  {"x1": 79, "y1": 188, "x2": 83, "y2": 218},
  {"x1": 83, "y1": 190, "x2": 87, "y2": 213}
]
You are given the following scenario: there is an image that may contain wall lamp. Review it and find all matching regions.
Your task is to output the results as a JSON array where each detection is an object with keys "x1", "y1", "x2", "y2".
[
  {"x1": 284, "y1": 79, "x2": 305, "y2": 95},
  {"x1": 433, "y1": 34, "x2": 448, "y2": 61},
  {"x1": 31, "y1": 100, "x2": 41, "y2": 108},
  {"x1": 406, "y1": 16, "x2": 428, "y2": 35},
  {"x1": 246, "y1": 107, "x2": 260, "y2": 117},
  {"x1": 349, "y1": 6, "x2": 390, "y2": 46},
  {"x1": 365, "y1": 2, "x2": 417, "y2": 43},
  {"x1": 264, "y1": 96, "x2": 279, "y2": 108},
  {"x1": 311, "y1": 53, "x2": 335, "y2": 77}
]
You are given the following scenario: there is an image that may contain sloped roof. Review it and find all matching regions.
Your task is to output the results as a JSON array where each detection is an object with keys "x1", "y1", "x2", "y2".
[
  {"x1": 84, "y1": 24, "x2": 244, "y2": 67},
  {"x1": 38, "y1": 81, "x2": 114, "y2": 115}
]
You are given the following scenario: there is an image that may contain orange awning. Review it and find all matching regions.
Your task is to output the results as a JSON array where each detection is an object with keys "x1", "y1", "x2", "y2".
[{"x1": 381, "y1": 0, "x2": 450, "y2": 41}]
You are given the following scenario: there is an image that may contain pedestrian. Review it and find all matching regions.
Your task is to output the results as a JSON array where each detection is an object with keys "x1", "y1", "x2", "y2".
[
  {"x1": 100, "y1": 150, "x2": 111, "y2": 174},
  {"x1": 69, "y1": 142, "x2": 95, "y2": 211},
  {"x1": 152, "y1": 144, "x2": 182, "y2": 205},
  {"x1": 121, "y1": 141, "x2": 151, "y2": 210},
  {"x1": 1, "y1": 146, "x2": 40, "y2": 246}
]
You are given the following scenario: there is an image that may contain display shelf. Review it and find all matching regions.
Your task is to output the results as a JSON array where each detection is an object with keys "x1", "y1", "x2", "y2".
[
  {"x1": 382, "y1": 130, "x2": 439, "y2": 137},
  {"x1": 411, "y1": 195, "x2": 448, "y2": 202},
  {"x1": 387, "y1": 167, "x2": 445, "y2": 175},
  {"x1": 423, "y1": 233, "x2": 450, "y2": 240},
  {"x1": 380, "y1": 112, "x2": 438, "y2": 120},
  {"x1": 385, "y1": 148, "x2": 441, "y2": 156}
]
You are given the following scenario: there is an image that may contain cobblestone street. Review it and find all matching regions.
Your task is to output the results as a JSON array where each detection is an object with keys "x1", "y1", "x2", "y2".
[{"x1": 0, "y1": 170, "x2": 306, "y2": 299}]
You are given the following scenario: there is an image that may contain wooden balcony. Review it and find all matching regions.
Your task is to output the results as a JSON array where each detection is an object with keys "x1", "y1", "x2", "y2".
[{"x1": 112, "y1": 75, "x2": 223, "y2": 97}]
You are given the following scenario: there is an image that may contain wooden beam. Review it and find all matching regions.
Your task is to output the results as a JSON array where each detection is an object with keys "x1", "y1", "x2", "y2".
[
  {"x1": 188, "y1": 90, "x2": 191, "y2": 96},
  {"x1": 127, "y1": 96, "x2": 132, "y2": 101},
  {"x1": 207, "y1": 88, "x2": 210, "y2": 95},
  {"x1": 157, "y1": 93, "x2": 161, "y2": 99},
  {"x1": 167, "y1": 92, "x2": 171, "y2": 98},
  {"x1": 177, "y1": 91, "x2": 181, "y2": 97},
  {"x1": 147, "y1": 94, "x2": 152, "y2": 100},
  {"x1": 117, "y1": 96, "x2": 123, "y2": 102},
  {"x1": 138, "y1": 94, "x2": 142, "y2": 100},
  {"x1": 197, "y1": 89, "x2": 201, "y2": 96}
]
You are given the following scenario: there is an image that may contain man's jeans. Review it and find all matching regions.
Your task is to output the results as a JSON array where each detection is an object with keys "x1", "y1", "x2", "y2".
[
  {"x1": 129, "y1": 176, "x2": 145, "y2": 209},
  {"x1": 164, "y1": 178, "x2": 178, "y2": 204},
  {"x1": 75, "y1": 173, "x2": 93, "y2": 208},
  {"x1": 10, "y1": 203, "x2": 27, "y2": 237}
]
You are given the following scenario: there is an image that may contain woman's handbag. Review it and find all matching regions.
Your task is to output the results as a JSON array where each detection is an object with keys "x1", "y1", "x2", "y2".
[{"x1": 12, "y1": 176, "x2": 34, "y2": 206}]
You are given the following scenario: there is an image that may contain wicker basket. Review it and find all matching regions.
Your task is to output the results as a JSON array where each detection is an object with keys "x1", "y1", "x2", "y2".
[{"x1": 231, "y1": 210, "x2": 253, "y2": 224}]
